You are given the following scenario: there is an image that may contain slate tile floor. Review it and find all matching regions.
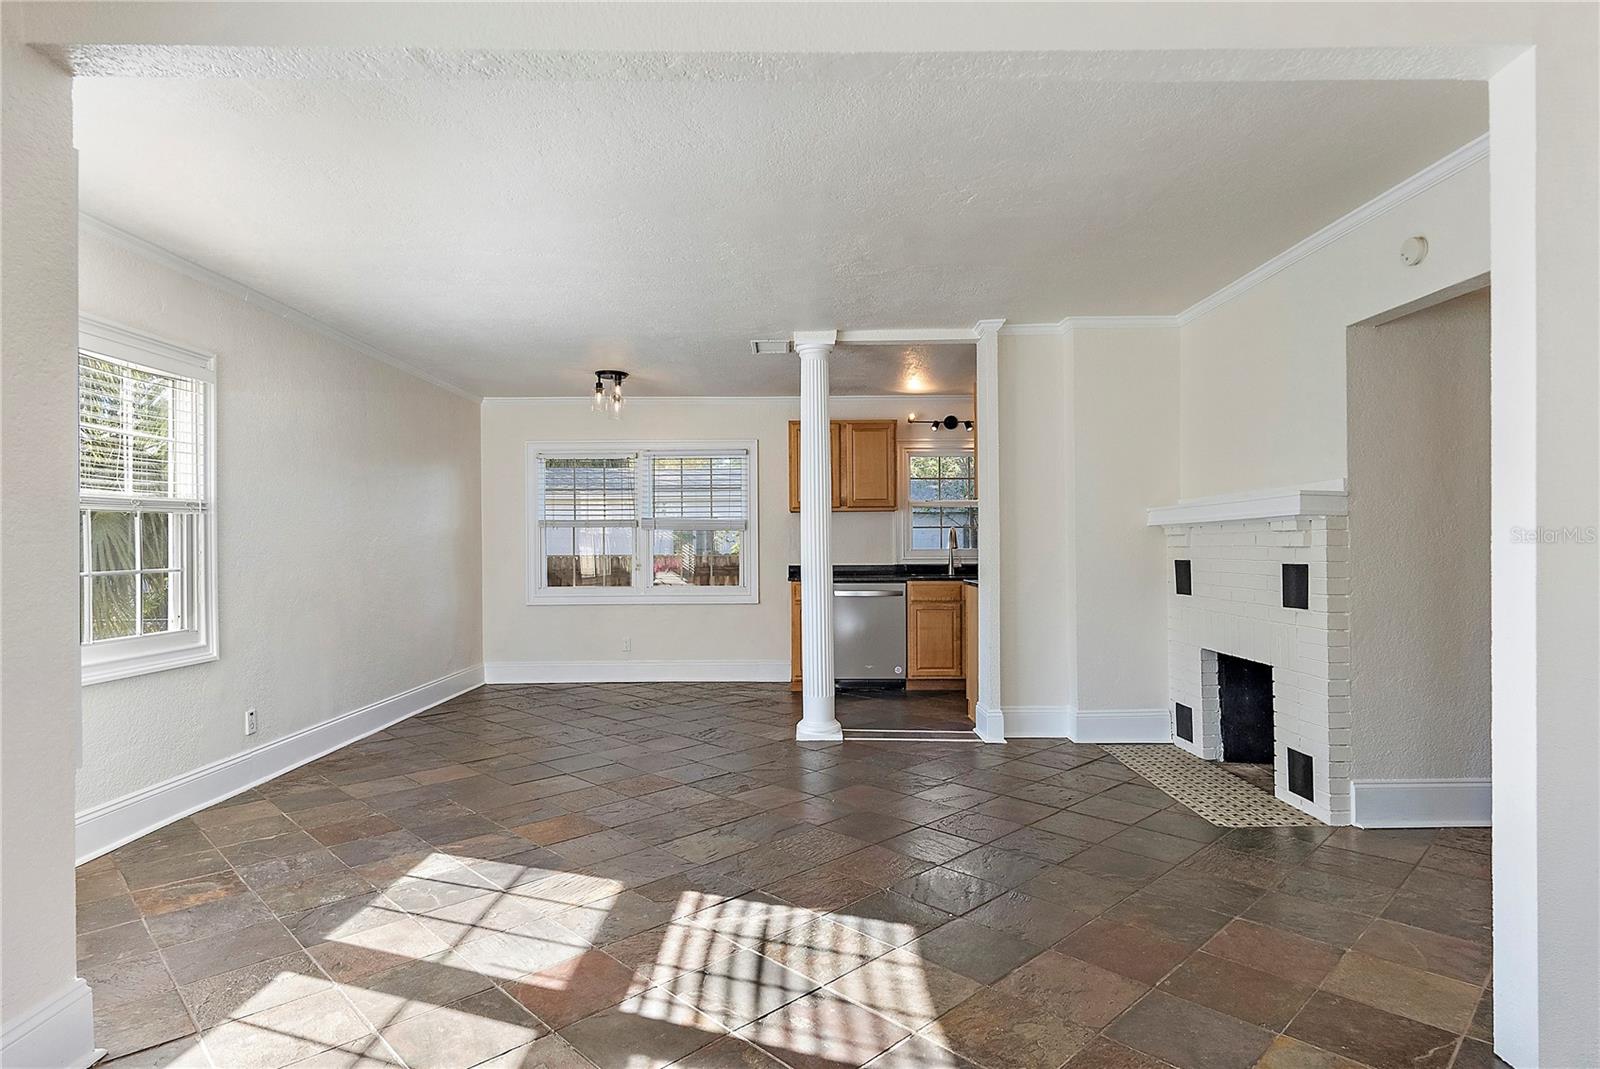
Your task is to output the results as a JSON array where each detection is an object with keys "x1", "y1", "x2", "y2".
[
  {"x1": 78, "y1": 683, "x2": 1499, "y2": 1069},
  {"x1": 833, "y1": 687, "x2": 974, "y2": 733}
]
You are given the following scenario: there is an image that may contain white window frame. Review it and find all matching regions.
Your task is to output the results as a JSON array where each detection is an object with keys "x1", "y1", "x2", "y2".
[
  {"x1": 78, "y1": 316, "x2": 219, "y2": 685},
  {"x1": 901, "y1": 442, "x2": 978, "y2": 563},
  {"x1": 525, "y1": 439, "x2": 760, "y2": 605}
]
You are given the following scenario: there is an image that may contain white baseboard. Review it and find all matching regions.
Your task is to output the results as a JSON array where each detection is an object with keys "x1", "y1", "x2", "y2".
[
  {"x1": 998, "y1": 705, "x2": 1071, "y2": 738},
  {"x1": 973, "y1": 701, "x2": 1005, "y2": 743},
  {"x1": 1072, "y1": 708, "x2": 1171, "y2": 743},
  {"x1": 484, "y1": 659, "x2": 789, "y2": 684},
  {"x1": 1351, "y1": 778, "x2": 1492, "y2": 828},
  {"x1": 1003, "y1": 705, "x2": 1170, "y2": 743},
  {"x1": 1, "y1": 979, "x2": 101, "y2": 1069},
  {"x1": 75, "y1": 665, "x2": 484, "y2": 863}
]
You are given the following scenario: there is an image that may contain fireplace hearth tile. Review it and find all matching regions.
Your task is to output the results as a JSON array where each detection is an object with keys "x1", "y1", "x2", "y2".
[{"x1": 1100, "y1": 746, "x2": 1323, "y2": 829}]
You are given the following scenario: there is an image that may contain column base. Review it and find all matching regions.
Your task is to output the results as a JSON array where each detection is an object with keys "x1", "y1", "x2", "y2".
[{"x1": 795, "y1": 719, "x2": 844, "y2": 742}]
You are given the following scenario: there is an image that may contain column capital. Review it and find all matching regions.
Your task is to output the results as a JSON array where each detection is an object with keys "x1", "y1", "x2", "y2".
[
  {"x1": 792, "y1": 330, "x2": 837, "y2": 354},
  {"x1": 973, "y1": 318, "x2": 1007, "y2": 337}
]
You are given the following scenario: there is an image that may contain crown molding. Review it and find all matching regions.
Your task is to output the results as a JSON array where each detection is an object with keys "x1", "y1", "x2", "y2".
[
  {"x1": 1175, "y1": 133, "x2": 1488, "y2": 325},
  {"x1": 998, "y1": 320, "x2": 1068, "y2": 336},
  {"x1": 836, "y1": 327, "x2": 978, "y2": 345},
  {"x1": 1000, "y1": 315, "x2": 1178, "y2": 336},
  {"x1": 79, "y1": 214, "x2": 480, "y2": 401},
  {"x1": 1067, "y1": 315, "x2": 1181, "y2": 330}
]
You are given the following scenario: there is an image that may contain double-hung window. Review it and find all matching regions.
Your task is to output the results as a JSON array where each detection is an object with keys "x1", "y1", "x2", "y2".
[
  {"x1": 903, "y1": 447, "x2": 977, "y2": 560},
  {"x1": 78, "y1": 318, "x2": 217, "y2": 683},
  {"x1": 528, "y1": 441, "x2": 758, "y2": 604}
]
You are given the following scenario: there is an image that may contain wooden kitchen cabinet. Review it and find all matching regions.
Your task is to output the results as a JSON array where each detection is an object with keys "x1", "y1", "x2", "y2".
[
  {"x1": 964, "y1": 583, "x2": 978, "y2": 720},
  {"x1": 790, "y1": 581, "x2": 803, "y2": 690},
  {"x1": 788, "y1": 421, "x2": 844, "y2": 512},
  {"x1": 788, "y1": 419, "x2": 897, "y2": 512},
  {"x1": 907, "y1": 581, "x2": 964, "y2": 682},
  {"x1": 839, "y1": 420, "x2": 898, "y2": 509}
]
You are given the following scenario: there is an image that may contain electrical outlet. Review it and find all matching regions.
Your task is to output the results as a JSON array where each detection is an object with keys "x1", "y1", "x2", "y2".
[
  {"x1": 621, "y1": 637, "x2": 632, "y2": 653},
  {"x1": 244, "y1": 707, "x2": 258, "y2": 736}
]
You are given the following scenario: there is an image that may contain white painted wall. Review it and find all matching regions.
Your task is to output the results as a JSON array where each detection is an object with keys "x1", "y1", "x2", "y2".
[
  {"x1": 480, "y1": 394, "x2": 971, "y2": 677},
  {"x1": 1179, "y1": 156, "x2": 1489, "y2": 497},
  {"x1": 75, "y1": 227, "x2": 483, "y2": 812},
  {"x1": 997, "y1": 333, "x2": 1073, "y2": 712},
  {"x1": 1348, "y1": 288, "x2": 1491, "y2": 781},
  {"x1": 1069, "y1": 326, "x2": 1179, "y2": 715},
  {"x1": 1487, "y1": 46, "x2": 1599, "y2": 1065},
  {"x1": 995, "y1": 326, "x2": 1178, "y2": 731},
  {"x1": 0, "y1": 30, "x2": 95, "y2": 1068}
]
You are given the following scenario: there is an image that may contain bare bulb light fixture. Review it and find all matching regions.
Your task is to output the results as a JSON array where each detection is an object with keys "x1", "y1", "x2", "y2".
[
  {"x1": 591, "y1": 370, "x2": 628, "y2": 420},
  {"x1": 907, "y1": 413, "x2": 974, "y2": 431}
]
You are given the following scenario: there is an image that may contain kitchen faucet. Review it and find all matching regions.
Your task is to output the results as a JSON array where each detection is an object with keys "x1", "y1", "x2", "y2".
[{"x1": 948, "y1": 527, "x2": 959, "y2": 576}]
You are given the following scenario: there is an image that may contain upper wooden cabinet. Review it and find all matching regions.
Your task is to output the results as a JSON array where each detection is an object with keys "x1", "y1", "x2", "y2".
[
  {"x1": 788, "y1": 419, "x2": 897, "y2": 512},
  {"x1": 840, "y1": 421, "x2": 898, "y2": 510},
  {"x1": 787, "y1": 420, "x2": 845, "y2": 512}
]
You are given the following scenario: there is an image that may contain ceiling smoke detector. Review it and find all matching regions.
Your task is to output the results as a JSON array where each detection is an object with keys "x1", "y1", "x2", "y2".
[{"x1": 749, "y1": 339, "x2": 795, "y2": 356}]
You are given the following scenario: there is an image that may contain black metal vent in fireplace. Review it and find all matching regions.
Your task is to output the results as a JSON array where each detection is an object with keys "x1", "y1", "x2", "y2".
[
  {"x1": 1288, "y1": 749, "x2": 1315, "y2": 801},
  {"x1": 1174, "y1": 703, "x2": 1193, "y2": 742},
  {"x1": 1282, "y1": 563, "x2": 1309, "y2": 609},
  {"x1": 1175, "y1": 560, "x2": 1192, "y2": 596}
]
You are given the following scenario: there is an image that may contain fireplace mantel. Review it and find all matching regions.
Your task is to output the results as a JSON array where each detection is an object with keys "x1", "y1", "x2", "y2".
[{"x1": 1146, "y1": 479, "x2": 1348, "y2": 527}]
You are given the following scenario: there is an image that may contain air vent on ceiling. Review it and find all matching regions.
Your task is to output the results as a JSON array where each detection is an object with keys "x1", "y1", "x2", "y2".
[{"x1": 750, "y1": 339, "x2": 795, "y2": 356}]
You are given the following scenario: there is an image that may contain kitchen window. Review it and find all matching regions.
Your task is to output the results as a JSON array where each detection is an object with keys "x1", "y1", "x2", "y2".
[
  {"x1": 902, "y1": 446, "x2": 977, "y2": 561},
  {"x1": 78, "y1": 318, "x2": 218, "y2": 684},
  {"x1": 527, "y1": 441, "x2": 758, "y2": 604}
]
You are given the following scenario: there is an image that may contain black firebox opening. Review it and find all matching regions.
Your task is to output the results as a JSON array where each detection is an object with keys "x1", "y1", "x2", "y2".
[{"x1": 1217, "y1": 653, "x2": 1274, "y2": 764}]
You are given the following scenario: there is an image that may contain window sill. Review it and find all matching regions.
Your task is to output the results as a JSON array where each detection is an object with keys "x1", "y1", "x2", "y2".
[
  {"x1": 527, "y1": 588, "x2": 758, "y2": 606},
  {"x1": 82, "y1": 637, "x2": 217, "y2": 686}
]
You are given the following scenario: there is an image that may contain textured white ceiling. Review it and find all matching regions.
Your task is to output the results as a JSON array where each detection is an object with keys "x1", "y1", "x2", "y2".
[{"x1": 73, "y1": 72, "x2": 1484, "y2": 396}]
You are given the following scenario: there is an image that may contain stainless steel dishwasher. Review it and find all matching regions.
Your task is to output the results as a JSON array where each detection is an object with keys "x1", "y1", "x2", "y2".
[{"x1": 832, "y1": 582, "x2": 907, "y2": 683}]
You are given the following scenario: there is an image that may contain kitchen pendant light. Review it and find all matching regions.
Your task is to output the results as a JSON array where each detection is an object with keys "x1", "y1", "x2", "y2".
[{"x1": 592, "y1": 370, "x2": 628, "y2": 420}]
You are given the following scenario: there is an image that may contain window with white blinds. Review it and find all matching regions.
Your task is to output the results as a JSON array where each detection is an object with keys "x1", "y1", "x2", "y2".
[
  {"x1": 643, "y1": 454, "x2": 749, "y2": 529},
  {"x1": 78, "y1": 317, "x2": 218, "y2": 684},
  {"x1": 539, "y1": 457, "x2": 637, "y2": 523},
  {"x1": 527, "y1": 442, "x2": 758, "y2": 604}
]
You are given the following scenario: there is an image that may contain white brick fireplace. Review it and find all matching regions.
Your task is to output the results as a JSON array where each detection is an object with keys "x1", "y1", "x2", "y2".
[{"x1": 1148, "y1": 481, "x2": 1350, "y2": 824}]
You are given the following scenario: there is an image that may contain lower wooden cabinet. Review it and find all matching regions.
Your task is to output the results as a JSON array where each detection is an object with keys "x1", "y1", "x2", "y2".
[
  {"x1": 964, "y1": 583, "x2": 979, "y2": 720},
  {"x1": 790, "y1": 579, "x2": 967, "y2": 692},
  {"x1": 790, "y1": 581, "x2": 803, "y2": 690},
  {"x1": 907, "y1": 581, "x2": 964, "y2": 682}
]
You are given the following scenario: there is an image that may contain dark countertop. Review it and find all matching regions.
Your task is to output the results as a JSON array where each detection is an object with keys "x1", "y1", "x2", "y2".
[{"x1": 787, "y1": 563, "x2": 977, "y2": 583}]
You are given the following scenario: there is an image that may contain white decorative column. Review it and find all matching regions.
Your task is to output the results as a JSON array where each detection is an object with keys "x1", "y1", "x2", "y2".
[
  {"x1": 973, "y1": 319, "x2": 1005, "y2": 742},
  {"x1": 794, "y1": 331, "x2": 842, "y2": 741}
]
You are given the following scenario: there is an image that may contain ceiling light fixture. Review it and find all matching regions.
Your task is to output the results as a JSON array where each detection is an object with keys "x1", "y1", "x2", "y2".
[
  {"x1": 907, "y1": 414, "x2": 974, "y2": 431},
  {"x1": 592, "y1": 370, "x2": 628, "y2": 420}
]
